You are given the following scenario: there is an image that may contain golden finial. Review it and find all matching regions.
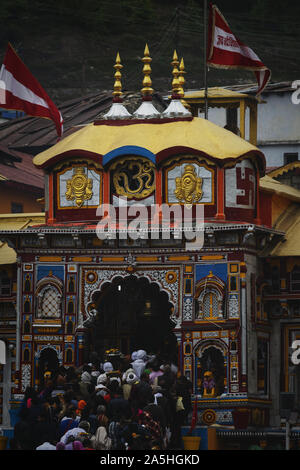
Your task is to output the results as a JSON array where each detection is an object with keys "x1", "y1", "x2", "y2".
[
  {"x1": 113, "y1": 52, "x2": 123, "y2": 100},
  {"x1": 178, "y1": 57, "x2": 186, "y2": 98},
  {"x1": 141, "y1": 43, "x2": 154, "y2": 97},
  {"x1": 171, "y1": 50, "x2": 180, "y2": 97}
]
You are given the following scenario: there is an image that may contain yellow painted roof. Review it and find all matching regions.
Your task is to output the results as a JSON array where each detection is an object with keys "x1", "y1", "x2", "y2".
[
  {"x1": 0, "y1": 213, "x2": 45, "y2": 265},
  {"x1": 260, "y1": 175, "x2": 300, "y2": 202},
  {"x1": 267, "y1": 161, "x2": 300, "y2": 179},
  {"x1": 33, "y1": 117, "x2": 264, "y2": 170},
  {"x1": 269, "y1": 204, "x2": 300, "y2": 257},
  {"x1": 183, "y1": 87, "x2": 255, "y2": 100}
]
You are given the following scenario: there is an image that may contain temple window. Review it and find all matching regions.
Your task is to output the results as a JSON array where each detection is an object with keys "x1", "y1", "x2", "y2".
[
  {"x1": 65, "y1": 348, "x2": 73, "y2": 364},
  {"x1": 23, "y1": 319, "x2": 31, "y2": 334},
  {"x1": 68, "y1": 276, "x2": 76, "y2": 293},
  {"x1": 257, "y1": 338, "x2": 269, "y2": 395},
  {"x1": 195, "y1": 271, "x2": 226, "y2": 320},
  {"x1": 24, "y1": 296, "x2": 31, "y2": 313},
  {"x1": 67, "y1": 299, "x2": 75, "y2": 314},
  {"x1": 271, "y1": 266, "x2": 280, "y2": 292},
  {"x1": 35, "y1": 275, "x2": 63, "y2": 320},
  {"x1": 291, "y1": 265, "x2": 300, "y2": 291},
  {"x1": 0, "y1": 270, "x2": 11, "y2": 296},
  {"x1": 164, "y1": 159, "x2": 213, "y2": 205},
  {"x1": 56, "y1": 162, "x2": 102, "y2": 209},
  {"x1": 24, "y1": 274, "x2": 32, "y2": 293},
  {"x1": 39, "y1": 288, "x2": 61, "y2": 318},
  {"x1": 203, "y1": 291, "x2": 219, "y2": 319},
  {"x1": 66, "y1": 320, "x2": 74, "y2": 334},
  {"x1": 23, "y1": 348, "x2": 30, "y2": 362}
]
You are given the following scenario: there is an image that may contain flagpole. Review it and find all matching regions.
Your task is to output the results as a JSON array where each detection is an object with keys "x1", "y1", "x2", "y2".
[{"x1": 203, "y1": 0, "x2": 208, "y2": 119}]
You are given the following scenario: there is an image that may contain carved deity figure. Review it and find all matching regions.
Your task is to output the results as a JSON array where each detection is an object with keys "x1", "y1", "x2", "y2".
[
  {"x1": 174, "y1": 164, "x2": 203, "y2": 204},
  {"x1": 203, "y1": 370, "x2": 216, "y2": 397}
]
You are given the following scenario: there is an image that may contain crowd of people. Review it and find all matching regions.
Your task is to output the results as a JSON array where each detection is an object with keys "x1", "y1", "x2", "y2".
[{"x1": 10, "y1": 350, "x2": 193, "y2": 451}]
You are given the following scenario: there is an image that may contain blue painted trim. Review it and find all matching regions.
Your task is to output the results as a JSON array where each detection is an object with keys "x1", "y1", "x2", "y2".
[{"x1": 103, "y1": 146, "x2": 156, "y2": 165}]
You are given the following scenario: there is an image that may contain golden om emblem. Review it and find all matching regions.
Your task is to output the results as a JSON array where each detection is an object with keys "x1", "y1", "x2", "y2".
[
  {"x1": 174, "y1": 164, "x2": 203, "y2": 204},
  {"x1": 113, "y1": 159, "x2": 155, "y2": 200},
  {"x1": 65, "y1": 167, "x2": 93, "y2": 208}
]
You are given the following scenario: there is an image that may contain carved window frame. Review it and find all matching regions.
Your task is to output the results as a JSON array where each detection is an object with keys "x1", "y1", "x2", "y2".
[{"x1": 35, "y1": 276, "x2": 63, "y2": 320}]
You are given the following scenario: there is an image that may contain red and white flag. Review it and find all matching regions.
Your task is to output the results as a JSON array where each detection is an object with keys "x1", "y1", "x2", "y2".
[
  {"x1": 207, "y1": 4, "x2": 271, "y2": 95},
  {"x1": 0, "y1": 43, "x2": 63, "y2": 139}
]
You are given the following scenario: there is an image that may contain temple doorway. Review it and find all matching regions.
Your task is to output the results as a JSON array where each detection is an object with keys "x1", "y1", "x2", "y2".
[
  {"x1": 37, "y1": 347, "x2": 59, "y2": 388},
  {"x1": 85, "y1": 275, "x2": 178, "y2": 364}
]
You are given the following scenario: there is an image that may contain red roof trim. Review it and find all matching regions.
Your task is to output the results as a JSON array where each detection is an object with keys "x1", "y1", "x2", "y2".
[{"x1": 36, "y1": 150, "x2": 103, "y2": 169}]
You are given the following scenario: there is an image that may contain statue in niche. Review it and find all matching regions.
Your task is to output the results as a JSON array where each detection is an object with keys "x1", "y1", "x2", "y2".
[
  {"x1": 203, "y1": 371, "x2": 216, "y2": 397},
  {"x1": 197, "y1": 346, "x2": 225, "y2": 397}
]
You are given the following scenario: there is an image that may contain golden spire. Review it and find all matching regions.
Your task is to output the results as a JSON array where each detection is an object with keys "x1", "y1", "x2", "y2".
[
  {"x1": 178, "y1": 57, "x2": 186, "y2": 98},
  {"x1": 141, "y1": 43, "x2": 154, "y2": 97},
  {"x1": 103, "y1": 51, "x2": 132, "y2": 119},
  {"x1": 113, "y1": 52, "x2": 123, "y2": 100},
  {"x1": 162, "y1": 51, "x2": 191, "y2": 118},
  {"x1": 171, "y1": 50, "x2": 180, "y2": 98}
]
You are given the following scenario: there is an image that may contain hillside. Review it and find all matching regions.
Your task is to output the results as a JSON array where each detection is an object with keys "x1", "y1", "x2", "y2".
[{"x1": 0, "y1": 0, "x2": 300, "y2": 103}]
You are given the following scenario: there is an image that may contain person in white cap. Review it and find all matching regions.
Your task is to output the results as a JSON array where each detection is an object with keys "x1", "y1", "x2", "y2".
[
  {"x1": 36, "y1": 441, "x2": 56, "y2": 450},
  {"x1": 131, "y1": 350, "x2": 147, "y2": 378},
  {"x1": 103, "y1": 362, "x2": 113, "y2": 373}
]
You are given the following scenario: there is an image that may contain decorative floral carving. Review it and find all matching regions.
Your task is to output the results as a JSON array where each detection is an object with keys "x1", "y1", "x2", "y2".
[
  {"x1": 182, "y1": 297, "x2": 193, "y2": 321},
  {"x1": 21, "y1": 364, "x2": 31, "y2": 392}
]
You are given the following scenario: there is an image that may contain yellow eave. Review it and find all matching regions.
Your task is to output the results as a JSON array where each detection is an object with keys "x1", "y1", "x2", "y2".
[
  {"x1": 267, "y1": 161, "x2": 300, "y2": 179},
  {"x1": 183, "y1": 87, "x2": 257, "y2": 100},
  {"x1": 0, "y1": 213, "x2": 45, "y2": 265},
  {"x1": 260, "y1": 175, "x2": 300, "y2": 202},
  {"x1": 33, "y1": 117, "x2": 264, "y2": 170},
  {"x1": 269, "y1": 204, "x2": 300, "y2": 257}
]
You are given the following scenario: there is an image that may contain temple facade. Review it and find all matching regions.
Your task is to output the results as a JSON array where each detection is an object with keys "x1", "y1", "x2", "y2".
[{"x1": 1, "y1": 48, "x2": 300, "y2": 438}]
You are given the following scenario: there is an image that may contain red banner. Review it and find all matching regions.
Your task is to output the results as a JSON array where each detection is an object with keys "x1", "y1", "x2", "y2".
[
  {"x1": 0, "y1": 43, "x2": 63, "y2": 139},
  {"x1": 207, "y1": 4, "x2": 271, "y2": 95}
]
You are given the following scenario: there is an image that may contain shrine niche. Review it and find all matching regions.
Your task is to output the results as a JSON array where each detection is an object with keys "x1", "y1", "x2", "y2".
[
  {"x1": 56, "y1": 161, "x2": 102, "y2": 209},
  {"x1": 195, "y1": 271, "x2": 226, "y2": 320},
  {"x1": 110, "y1": 156, "x2": 155, "y2": 206},
  {"x1": 164, "y1": 158, "x2": 214, "y2": 204},
  {"x1": 195, "y1": 342, "x2": 227, "y2": 397},
  {"x1": 35, "y1": 274, "x2": 63, "y2": 320}
]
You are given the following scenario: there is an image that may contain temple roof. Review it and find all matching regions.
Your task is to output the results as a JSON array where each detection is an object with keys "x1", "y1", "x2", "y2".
[
  {"x1": 183, "y1": 87, "x2": 258, "y2": 101},
  {"x1": 268, "y1": 204, "x2": 300, "y2": 257},
  {"x1": 0, "y1": 213, "x2": 45, "y2": 265},
  {"x1": 33, "y1": 116, "x2": 265, "y2": 172},
  {"x1": 259, "y1": 175, "x2": 300, "y2": 203}
]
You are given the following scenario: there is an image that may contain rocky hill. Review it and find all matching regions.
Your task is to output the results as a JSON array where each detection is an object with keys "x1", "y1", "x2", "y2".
[{"x1": 0, "y1": 0, "x2": 299, "y2": 104}]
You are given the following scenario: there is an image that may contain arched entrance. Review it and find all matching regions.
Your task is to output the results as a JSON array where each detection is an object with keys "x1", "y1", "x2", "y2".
[{"x1": 85, "y1": 275, "x2": 178, "y2": 364}]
